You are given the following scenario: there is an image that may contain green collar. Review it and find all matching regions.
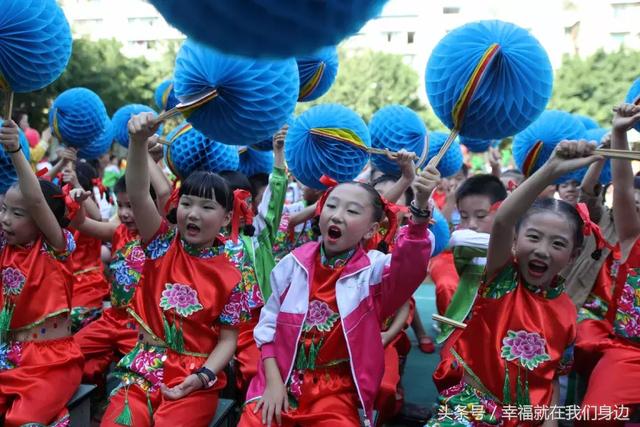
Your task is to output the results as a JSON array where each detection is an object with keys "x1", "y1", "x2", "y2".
[{"x1": 320, "y1": 245, "x2": 355, "y2": 269}]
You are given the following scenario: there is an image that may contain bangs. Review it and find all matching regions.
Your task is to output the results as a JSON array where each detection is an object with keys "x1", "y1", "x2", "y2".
[{"x1": 179, "y1": 171, "x2": 232, "y2": 211}]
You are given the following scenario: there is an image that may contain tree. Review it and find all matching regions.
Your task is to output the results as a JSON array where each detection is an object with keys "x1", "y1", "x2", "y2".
[
  {"x1": 14, "y1": 38, "x2": 177, "y2": 131},
  {"x1": 550, "y1": 48, "x2": 640, "y2": 126},
  {"x1": 296, "y1": 49, "x2": 446, "y2": 130}
]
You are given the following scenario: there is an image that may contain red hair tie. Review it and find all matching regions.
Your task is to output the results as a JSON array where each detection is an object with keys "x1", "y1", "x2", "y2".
[
  {"x1": 164, "y1": 182, "x2": 180, "y2": 215},
  {"x1": 379, "y1": 196, "x2": 408, "y2": 247},
  {"x1": 36, "y1": 167, "x2": 50, "y2": 179},
  {"x1": 507, "y1": 180, "x2": 518, "y2": 192},
  {"x1": 52, "y1": 184, "x2": 80, "y2": 220},
  {"x1": 489, "y1": 201, "x2": 502, "y2": 212},
  {"x1": 231, "y1": 189, "x2": 254, "y2": 243},
  {"x1": 575, "y1": 203, "x2": 612, "y2": 251},
  {"x1": 314, "y1": 175, "x2": 339, "y2": 217}
]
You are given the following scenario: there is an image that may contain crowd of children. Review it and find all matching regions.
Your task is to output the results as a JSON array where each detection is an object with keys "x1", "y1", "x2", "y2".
[{"x1": 0, "y1": 102, "x2": 639, "y2": 427}]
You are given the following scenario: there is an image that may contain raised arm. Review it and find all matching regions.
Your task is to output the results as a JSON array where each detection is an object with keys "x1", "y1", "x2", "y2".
[
  {"x1": 147, "y1": 137, "x2": 172, "y2": 215},
  {"x1": 381, "y1": 150, "x2": 416, "y2": 204},
  {"x1": 611, "y1": 103, "x2": 640, "y2": 259},
  {"x1": 45, "y1": 147, "x2": 77, "y2": 180},
  {"x1": 69, "y1": 190, "x2": 119, "y2": 242},
  {"x1": 486, "y1": 140, "x2": 602, "y2": 278},
  {"x1": 0, "y1": 120, "x2": 66, "y2": 249},
  {"x1": 126, "y1": 113, "x2": 162, "y2": 243}
]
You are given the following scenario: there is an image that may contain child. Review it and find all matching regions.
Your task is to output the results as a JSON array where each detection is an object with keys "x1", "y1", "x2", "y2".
[
  {"x1": 100, "y1": 113, "x2": 250, "y2": 426},
  {"x1": 577, "y1": 104, "x2": 640, "y2": 425},
  {"x1": 428, "y1": 140, "x2": 599, "y2": 426},
  {"x1": 219, "y1": 132, "x2": 288, "y2": 394},
  {"x1": 0, "y1": 120, "x2": 82, "y2": 426},
  {"x1": 435, "y1": 174, "x2": 507, "y2": 346},
  {"x1": 239, "y1": 166, "x2": 439, "y2": 427},
  {"x1": 557, "y1": 179, "x2": 580, "y2": 206},
  {"x1": 72, "y1": 172, "x2": 163, "y2": 386}
]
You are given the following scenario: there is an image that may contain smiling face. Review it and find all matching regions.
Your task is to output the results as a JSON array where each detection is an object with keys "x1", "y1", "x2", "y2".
[
  {"x1": 557, "y1": 180, "x2": 579, "y2": 206},
  {"x1": 176, "y1": 194, "x2": 231, "y2": 248},
  {"x1": 514, "y1": 211, "x2": 578, "y2": 289},
  {"x1": 0, "y1": 186, "x2": 40, "y2": 246},
  {"x1": 319, "y1": 183, "x2": 380, "y2": 258},
  {"x1": 458, "y1": 194, "x2": 495, "y2": 233}
]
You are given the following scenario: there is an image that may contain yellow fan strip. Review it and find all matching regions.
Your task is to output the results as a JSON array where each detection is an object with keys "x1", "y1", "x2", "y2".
[
  {"x1": 168, "y1": 122, "x2": 193, "y2": 144},
  {"x1": 310, "y1": 127, "x2": 367, "y2": 151},
  {"x1": 162, "y1": 82, "x2": 174, "y2": 110},
  {"x1": 299, "y1": 63, "x2": 326, "y2": 100},
  {"x1": 522, "y1": 140, "x2": 544, "y2": 177}
]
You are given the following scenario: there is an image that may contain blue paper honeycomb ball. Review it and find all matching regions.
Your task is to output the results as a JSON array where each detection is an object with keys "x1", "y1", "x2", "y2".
[
  {"x1": 154, "y1": 79, "x2": 179, "y2": 111},
  {"x1": 369, "y1": 105, "x2": 427, "y2": 175},
  {"x1": 574, "y1": 114, "x2": 599, "y2": 130},
  {"x1": 165, "y1": 122, "x2": 239, "y2": 180},
  {"x1": 0, "y1": 128, "x2": 30, "y2": 194},
  {"x1": 426, "y1": 20, "x2": 552, "y2": 140},
  {"x1": 252, "y1": 115, "x2": 296, "y2": 151},
  {"x1": 112, "y1": 104, "x2": 160, "y2": 147},
  {"x1": 78, "y1": 119, "x2": 114, "y2": 160},
  {"x1": 428, "y1": 208, "x2": 450, "y2": 257},
  {"x1": 297, "y1": 46, "x2": 339, "y2": 102},
  {"x1": 285, "y1": 104, "x2": 370, "y2": 189},
  {"x1": 49, "y1": 88, "x2": 109, "y2": 149},
  {"x1": 0, "y1": 0, "x2": 72, "y2": 93},
  {"x1": 148, "y1": 0, "x2": 387, "y2": 58},
  {"x1": 173, "y1": 40, "x2": 299, "y2": 146},
  {"x1": 424, "y1": 132, "x2": 464, "y2": 178},
  {"x1": 460, "y1": 137, "x2": 495, "y2": 153},
  {"x1": 513, "y1": 110, "x2": 588, "y2": 184},
  {"x1": 238, "y1": 147, "x2": 274, "y2": 177}
]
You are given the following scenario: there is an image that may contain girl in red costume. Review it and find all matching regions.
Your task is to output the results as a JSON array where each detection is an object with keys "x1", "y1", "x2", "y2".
[
  {"x1": 239, "y1": 165, "x2": 439, "y2": 427},
  {"x1": 0, "y1": 119, "x2": 82, "y2": 426},
  {"x1": 100, "y1": 113, "x2": 250, "y2": 426},
  {"x1": 428, "y1": 140, "x2": 601, "y2": 426}
]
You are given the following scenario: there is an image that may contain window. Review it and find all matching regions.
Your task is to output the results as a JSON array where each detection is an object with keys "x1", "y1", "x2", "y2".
[
  {"x1": 128, "y1": 17, "x2": 159, "y2": 26},
  {"x1": 407, "y1": 31, "x2": 415, "y2": 44},
  {"x1": 611, "y1": 32, "x2": 629, "y2": 44},
  {"x1": 443, "y1": 6, "x2": 460, "y2": 14}
]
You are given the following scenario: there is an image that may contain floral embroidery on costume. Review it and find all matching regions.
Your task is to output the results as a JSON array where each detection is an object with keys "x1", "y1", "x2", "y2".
[
  {"x1": 112, "y1": 342, "x2": 166, "y2": 394},
  {"x1": 1, "y1": 267, "x2": 25, "y2": 296},
  {"x1": 159, "y1": 283, "x2": 203, "y2": 317},
  {"x1": 110, "y1": 240, "x2": 144, "y2": 307},
  {"x1": 500, "y1": 330, "x2": 551, "y2": 371},
  {"x1": 182, "y1": 238, "x2": 223, "y2": 259},
  {"x1": 480, "y1": 263, "x2": 564, "y2": 300},
  {"x1": 223, "y1": 238, "x2": 264, "y2": 312},
  {"x1": 219, "y1": 281, "x2": 254, "y2": 326},
  {"x1": 0, "y1": 341, "x2": 22, "y2": 371},
  {"x1": 424, "y1": 381, "x2": 502, "y2": 426},
  {"x1": 557, "y1": 343, "x2": 574, "y2": 376},
  {"x1": 41, "y1": 229, "x2": 76, "y2": 261},
  {"x1": 145, "y1": 227, "x2": 176, "y2": 260},
  {"x1": 578, "y1": 294, "x2": 609, "y2": 322},
  {"x1": 70, "y1": 306, "x2": 102, "y2": 332},
  {"x1": 613, "y1": 267, "x2": 640, "y2": 342},
  {"x1": 303, "y1": 300, "x2": 339, "y2": 333}
]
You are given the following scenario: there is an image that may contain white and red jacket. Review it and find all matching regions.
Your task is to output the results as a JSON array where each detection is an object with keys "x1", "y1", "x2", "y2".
[{"x1": 246, "y1": 222, "x2": 434, "y2": 425}]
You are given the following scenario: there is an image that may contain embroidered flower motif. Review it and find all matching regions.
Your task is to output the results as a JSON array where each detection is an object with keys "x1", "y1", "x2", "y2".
[
  {"x1": 303, "y1": 300, "x2": 339, "y2": 333},
  {"x1": 1, "y1": 267, "x2": 26, "y2": 296},
  {"x1": 0, "y1": 342, "x2": 22, "y2": 371},
  {"x1": 500, "y1": 330, "x2": 550, "y2": 371},
  {"x1": 288, "y1": 369, "x2": 303, "y2": 399},
  {"x1": 42, "y1": 229, "x2": 76, "y2": 260},
  {"x1": 219, "y1": 284, "x2": 253, "y2": 326},
  {"x1": 146, "y1": 228, "x2": 175, "y2": 260},
  {"x1": 130, "y1": 347, "x2": 164, "y2": 389},
  {"x1": 115, "y1": 343, "x2": 166, "y2": 393},
  {"x1": 110, "y1": 240, "x2": 144, "y2": 307},
  {"x1": 159, "y1": 283, "x2": 203, "y2": 317},
  {"x1": 614, "y1": 270, "x2": 640, "y2": 341}
]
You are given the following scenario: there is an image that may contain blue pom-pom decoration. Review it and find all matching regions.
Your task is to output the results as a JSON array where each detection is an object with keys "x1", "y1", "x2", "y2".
[
  {"x1": 428, "y1": 208, "x2": 450, "y2": 257},
  {"x1": 154, "y1": 79, "x2": 179, "y2": 111},
  {"x1": 0, "y1": 0, "x2": 72, "y2": 93},
  {"x1": 285, "y1": 104, "x2": 370, "y2": 189},
  {"x1": 112, "y1": 104, "x2": 160, "y2": 147},
  {"x1": 49, "y1": 88, "x2": 109, "y2": 149},
  {"x1": 424, "y1": 132, "x2": 464, "y2": 178},
  {"x1": 0, "y1": 129, "x2": 30, "y2": 194},
  {"x1": 173, "y1": 40, "x2": 299, "y2": 146},
  {"x1": 460, "y1": 137, "x2": 496, "y2": 153},
  {"x1": 369, "y1": 105, "x2": 427, "y2": 175},
  {"x1": 78, "y1": 119, "x2": 114, "y2": 160},
  {"x1": 238, "y1": 147, "x2": 274, "y2": 177},
  {"x1": 585, "y1": 127, "x2": 611, "y2": 184},
  {"x1": 252, "y1": 115, "x2": 296, "y2": 151},
  {"x1": 625, "y1": 78, "x2": 640, "y2": 132},
  {"x1": 426, "y1": 20, "x2": 553, "y2": 140},
  {"x1": 574, "y1": 114, "x2": 599, "y2": 130},
  {"x1": 297, "y1": 46, "x2": 339, "y2": 102},
  {"x1": 148, "y1": 0, "x2": 387, "y2": 58},
  {"x1": 513, "y1": 110, "x2": 587, "y2": 184},
  {"x1": 164, "y1": 122, "x2": 239, "y2": 180}
]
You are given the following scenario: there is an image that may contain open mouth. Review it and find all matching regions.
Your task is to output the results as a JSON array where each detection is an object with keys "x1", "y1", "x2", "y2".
[
  {"x1": 528, "y1": 260, "x2": 548, "y2": 278},
  {"x1": 327, "y1": 225, "x2": 342, "y2": 241},
  {"x1": 186, "y1": 223, "x2": 200, "y2": 234}
]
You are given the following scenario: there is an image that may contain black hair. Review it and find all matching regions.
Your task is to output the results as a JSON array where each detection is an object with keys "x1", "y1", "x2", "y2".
[
  {"x1": 75, "y1": 160, "x2": 98, "y2": 192},
  {"x1": 11, "y1": 110, "x2": 27, "y2": 124},
  {"x1": 218, "y1": 170, "x2": 255, "y2": 236},
  {"x1": 371, "y1": 174, "x2": 414, "y2": 206},
  {"x1": 249, "y1": 173, "x2": 269, "y2": 200},
  {"x1": 12, "y1": 180, "x2": 71, "y2": 228},
  {"x1": 332, "y1": 181, "x2": 387, "y2": 252},
  {"x1": 461, "y1": 163, "x2": 469, "y2": 178},
  {"x1": 113, "y1": 175, "x2": 157, "y2": 201},
  {"x1": 516, "y1": 198, "x2": 584, "y2": 252},
  {"x1": 456, "y1": 174, "x2": 507, "y2": 206},
  {"x1": 166, "y1": 171, "x2": 232, "y2": 224}
]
